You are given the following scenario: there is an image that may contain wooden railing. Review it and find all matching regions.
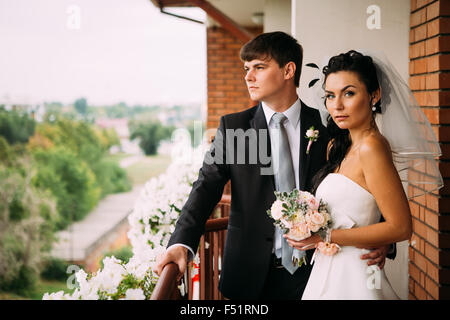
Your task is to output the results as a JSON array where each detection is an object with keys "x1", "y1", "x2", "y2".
[
  {"x1": 198, "y1": 216, "x2": 228, "y2": 300},
  {"x1": 150, "y1": 262, "x2": 182, "y2": 300},
  {"x1": 150, "y1": 194, "x2": 230, "y2": 300}
]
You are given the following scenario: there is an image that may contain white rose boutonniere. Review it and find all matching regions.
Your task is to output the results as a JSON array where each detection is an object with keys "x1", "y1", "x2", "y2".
[{"x1": 305, "y1": 126, "x2": 319, "y2": 154}]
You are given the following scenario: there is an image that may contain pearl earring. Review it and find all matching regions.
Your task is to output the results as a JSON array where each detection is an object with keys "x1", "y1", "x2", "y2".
[{"x1": 372, "y1": 105, "x2": 376, "y2": 112}]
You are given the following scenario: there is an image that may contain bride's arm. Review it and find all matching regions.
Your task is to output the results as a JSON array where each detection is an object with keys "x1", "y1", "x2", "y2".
[
  {"x1": 286, "y1": 135, "x2": 412, "y2": 250},
  {"x1": 329, "y1": 136, "x2": 412, "y2": 247}
]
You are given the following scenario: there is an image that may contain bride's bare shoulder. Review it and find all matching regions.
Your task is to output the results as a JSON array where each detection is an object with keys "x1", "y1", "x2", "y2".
[{"x1": 359, "y1": 132, "x2": 392, "y2": 161}]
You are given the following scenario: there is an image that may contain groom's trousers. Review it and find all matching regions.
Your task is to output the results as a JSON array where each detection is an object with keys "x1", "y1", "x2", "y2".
[{"x1": 259, "y1": 254, "x2": 313, "y2": 300}]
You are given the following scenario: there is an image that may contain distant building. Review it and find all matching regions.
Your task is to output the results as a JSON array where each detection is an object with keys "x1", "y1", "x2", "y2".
[
  {"x1": 95, "y1": 118, "x2": 141, "y2": 155},
  {"x1": 0, "y1": 94, "x2": 46, "y2": 122}
]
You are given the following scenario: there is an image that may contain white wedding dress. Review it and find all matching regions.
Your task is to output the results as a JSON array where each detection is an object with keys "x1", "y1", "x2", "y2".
[{"x1": 301, "y1": 173, "x2": 399, "y2": 300}]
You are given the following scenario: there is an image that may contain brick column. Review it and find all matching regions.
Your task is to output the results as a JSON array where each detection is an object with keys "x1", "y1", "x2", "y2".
[
  {"x1": 206, "y1": 26, "x2": 262, "y2": 131},
  {"x1": 409, "y1": 0, "x2": 450, "y2": 300},
  {"x1": 206, "y1": 26, "x2": 261, "y2": 196}
]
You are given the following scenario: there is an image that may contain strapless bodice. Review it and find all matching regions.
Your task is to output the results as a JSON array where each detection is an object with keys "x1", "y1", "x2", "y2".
[
  {"x1": 301, "y1": 173, "x2": 399, "y2": 300},
  {"x1": 315, "y1": 173, "x2": 381, "y2": 230}
]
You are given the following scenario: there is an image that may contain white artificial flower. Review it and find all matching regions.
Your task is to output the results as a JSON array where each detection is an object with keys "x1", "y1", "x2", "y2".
[
  {"x1": 42, "y1": 291, "x2": 65, "y2": 300},
  {"x1": 122, "y1": 288, "x2": 145, "y2": 300},
  {"x1": 44, "y1": 143, "x2": 207, "y2": 300}
]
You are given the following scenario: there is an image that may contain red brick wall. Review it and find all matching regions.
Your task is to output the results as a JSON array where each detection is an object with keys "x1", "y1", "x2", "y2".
[
  {"x1": 206, "y1": 26, "x2": 262, "y2": 132},
  {"x1": 206, "y1": 26, "x2": 262, "y2": 196},
  {"x1": 409, "y1": 0, "x2": 450, "y2": 300}
]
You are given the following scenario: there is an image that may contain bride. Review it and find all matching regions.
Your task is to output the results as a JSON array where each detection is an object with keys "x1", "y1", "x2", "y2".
[{"x1": 286, "y1": 50, "x2": 442, "y2": 299}]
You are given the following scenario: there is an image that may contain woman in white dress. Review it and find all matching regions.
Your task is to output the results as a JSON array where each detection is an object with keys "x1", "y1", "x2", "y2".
[{"x1": 286, "y1": 50, "x2": 441, "y2": 299}]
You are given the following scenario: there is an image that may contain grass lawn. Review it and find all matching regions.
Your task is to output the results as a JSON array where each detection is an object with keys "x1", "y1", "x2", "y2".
[
  {"x1": 0, "y1": 278, "x2": 75, "y2": 300},
  {"x1": 103, "y1": 152, "x2": 131, "y2": 163},
  {"x1": 104, "y1": 152, "x2": 172, "y2": 186},
  {"x1": 0, "y1": 291, "x2": 28, "y2": 300},
  {"x1": 0, "y1": 154, "x2": 172, "y2": 300},
  {"x1": 31, "y1": 279, "x2": 76, "y2": 300},
  {"x1": 125, "y1": 154, "x2": 172, "y2": 185}
]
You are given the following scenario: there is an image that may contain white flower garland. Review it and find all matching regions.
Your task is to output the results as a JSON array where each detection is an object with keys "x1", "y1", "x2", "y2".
[{"x1": 43, "y1": 144, "x2": 207, "y2": 300}]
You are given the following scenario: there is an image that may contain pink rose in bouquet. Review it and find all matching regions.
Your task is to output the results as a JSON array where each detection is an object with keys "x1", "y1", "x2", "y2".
[
  {"x1": 267, "y1": 189, "x2": 331, "y2": 241},
  {"x1": 269, "y1": 199, "x2": 286, "y2": 221},
  {"x1": 288, "y1": 222, "x2": 311, "y2": 241},
  {"x1": 305, "y1": 210, "x2": 326, "y2": 233}
]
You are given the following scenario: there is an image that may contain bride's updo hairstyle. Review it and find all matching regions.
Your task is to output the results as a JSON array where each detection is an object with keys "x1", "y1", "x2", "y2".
[{"x1": 312, "y1": 50, "x2": 381, "y2": 194}]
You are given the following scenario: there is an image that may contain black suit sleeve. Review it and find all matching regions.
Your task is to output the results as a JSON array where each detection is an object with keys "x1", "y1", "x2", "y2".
[
  {"x1": 379, "y1": 214, "x2": 397, "y2": 260},
  {"x1": 167, "y1": 116, "x2": 230, "y2": 254},
  {"x1": 386, "y1": 243, "x2": 397, "y2": 260}
]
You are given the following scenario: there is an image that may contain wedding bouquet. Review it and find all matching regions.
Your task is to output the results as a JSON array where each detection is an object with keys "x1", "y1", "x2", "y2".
[{"x1": 267, "y1": 189, "x2": 331, "y2": 243}]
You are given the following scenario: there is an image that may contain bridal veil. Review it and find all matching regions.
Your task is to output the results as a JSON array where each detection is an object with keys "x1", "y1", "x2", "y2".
[{"x1": 307, "y1": 50, "x2": 443, "y2": 198}]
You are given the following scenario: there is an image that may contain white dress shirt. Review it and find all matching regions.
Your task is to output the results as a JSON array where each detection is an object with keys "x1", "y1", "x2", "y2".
[
  {"x1": 261, "y1": 99, "x2": 302, "y2": 255},
  {"x1": 261, "y1": 99, "x2": 301, "y2": 191},
  {"x1": 169, "y1": 99, "x2": 302, "y2": 259}
]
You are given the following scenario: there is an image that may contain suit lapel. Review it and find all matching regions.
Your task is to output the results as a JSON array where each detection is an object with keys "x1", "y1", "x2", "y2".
[
  {"x1": 249, "y1": 103, "x2": 276, "y2": 191},
  {"x1": 299, "y1": 101, "x2": 316, "y2": 190},
  {"x1": 250, "y1": 102, "x2": 321, "y2": 192}
]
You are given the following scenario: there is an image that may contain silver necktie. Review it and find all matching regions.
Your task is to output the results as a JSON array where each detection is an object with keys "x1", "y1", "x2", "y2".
[{"x1": 271, "y1": 112, "x2": 298, "y2": 274}]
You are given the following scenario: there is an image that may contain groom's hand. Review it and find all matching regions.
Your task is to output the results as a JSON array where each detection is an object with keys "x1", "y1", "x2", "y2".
[
  {"x1": 154, "y1": 246, "x2": 188, "y2": 281},
  {"x1": 360, "y1": 245, "x2": 390, "y2": 269}
]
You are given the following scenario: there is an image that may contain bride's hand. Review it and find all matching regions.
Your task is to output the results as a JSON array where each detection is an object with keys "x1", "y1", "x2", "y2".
[{"x1": 284, "y1": 234, "x2": 322, "y2": 251}]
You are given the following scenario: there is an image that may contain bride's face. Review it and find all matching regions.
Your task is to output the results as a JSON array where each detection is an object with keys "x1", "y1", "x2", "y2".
[{"x1": 324, "y1": 71, "x2": 376, "y2": 130}]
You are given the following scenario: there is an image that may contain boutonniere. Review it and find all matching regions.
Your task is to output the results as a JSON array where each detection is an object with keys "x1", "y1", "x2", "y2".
[{"x1": 305, "y1": 126, "x2": 319, "y2": 154}]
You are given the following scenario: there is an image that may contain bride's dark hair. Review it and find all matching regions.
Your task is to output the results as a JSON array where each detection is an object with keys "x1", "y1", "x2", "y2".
[{"x1": 311, "y1": 50, "x2": 381, "y2": 194}]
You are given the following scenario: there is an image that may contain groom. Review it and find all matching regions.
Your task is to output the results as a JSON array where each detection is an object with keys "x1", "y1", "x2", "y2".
[{"x1": 154, "y1": 31, "x2": 392, "y2": 299}]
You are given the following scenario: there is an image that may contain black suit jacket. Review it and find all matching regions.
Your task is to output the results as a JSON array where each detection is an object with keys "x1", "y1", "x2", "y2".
[{"x1": 168, "y1": 101, "x2": 329, "y2": 299}]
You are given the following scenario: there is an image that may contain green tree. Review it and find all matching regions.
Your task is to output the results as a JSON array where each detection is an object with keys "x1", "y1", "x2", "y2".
[
  {"x1": 129, "y1": 120, "x2": 174, "y2": 155},
  {"x1": 0, "y1": 161, "x2": 58, "y2": 295},
  {"x1": 0, "y1": 136, "x2": 14, "y2": 166},
  {"x1": 74, "y1": 98, "x2": 87, "y2": 117},
  {"x1": 32, "y1": 147, "x2": 101, "y2": 229},
  {"x1": 35, "y1": 118, "x2": 104, "y2": 164},
  {"x1": 0, "y1": 108, "x2": 35, "y2": 145},
  {"x1": 91, "y1": 159, "x2": 131, "y2": 197}
]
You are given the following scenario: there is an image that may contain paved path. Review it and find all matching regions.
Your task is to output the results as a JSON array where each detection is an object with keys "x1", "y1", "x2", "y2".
[
  {"x1": 51, "y1": 155, "x2": 145, "y2": 261},
  {"x1": 119, "y1": 155, "x2": 145, "y2": 168}
]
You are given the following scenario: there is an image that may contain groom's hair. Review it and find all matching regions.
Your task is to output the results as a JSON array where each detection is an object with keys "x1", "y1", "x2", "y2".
[{"x1": 240, "y1": 31, "x2": 303, "y2": 87}]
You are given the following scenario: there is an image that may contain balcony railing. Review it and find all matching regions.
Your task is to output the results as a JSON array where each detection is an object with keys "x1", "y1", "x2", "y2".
[{"x1": 150, "y1": 194, "x2": 230, "y2": 300}]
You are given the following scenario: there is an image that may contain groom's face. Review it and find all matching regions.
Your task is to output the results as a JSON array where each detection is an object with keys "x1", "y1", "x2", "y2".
[{"x1": 243, "y1": 58, "x2": 286, "y2": 103}]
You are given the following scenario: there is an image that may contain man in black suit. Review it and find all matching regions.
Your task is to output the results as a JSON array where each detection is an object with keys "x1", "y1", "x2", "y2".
[{"x1": 154, "y1": 31, "x2": 392, "y2": 299}]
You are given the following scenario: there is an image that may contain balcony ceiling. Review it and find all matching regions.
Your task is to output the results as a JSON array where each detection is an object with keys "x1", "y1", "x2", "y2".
[{"x1": 150, "y1": 0, "x2": 264, "y2": 26}]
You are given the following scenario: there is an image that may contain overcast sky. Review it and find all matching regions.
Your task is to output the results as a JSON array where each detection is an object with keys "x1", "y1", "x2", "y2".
[{"x1": 0, "y1": 0, "x2": 207, "y2": 106}]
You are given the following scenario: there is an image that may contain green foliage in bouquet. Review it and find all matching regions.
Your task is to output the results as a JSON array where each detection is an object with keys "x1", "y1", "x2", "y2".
[{"x1": 267, "y1": 189, "x2": 331, "y2": 234}]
